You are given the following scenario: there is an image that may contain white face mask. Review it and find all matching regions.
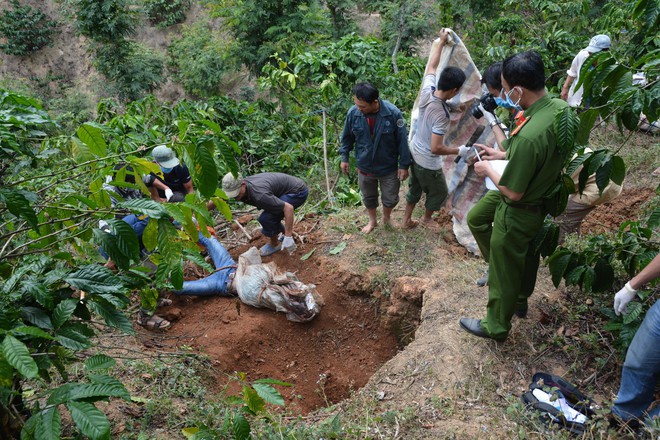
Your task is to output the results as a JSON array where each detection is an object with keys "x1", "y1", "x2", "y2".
[{"x1": 503, "y1": 86, "x2": 522, "y2": 108}]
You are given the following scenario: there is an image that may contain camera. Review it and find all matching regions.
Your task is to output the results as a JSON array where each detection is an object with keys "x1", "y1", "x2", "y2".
[{"x1": 470, "y1": 92, "x2": 498, "y2": 119}]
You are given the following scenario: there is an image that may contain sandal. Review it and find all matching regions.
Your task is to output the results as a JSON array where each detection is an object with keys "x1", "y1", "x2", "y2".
[
  {"x1": 138, "y1": 313, "x2": 171, "y2": 331},
  {"x1": 156, "y1": 298, "x2": 173, "y2": 308}
]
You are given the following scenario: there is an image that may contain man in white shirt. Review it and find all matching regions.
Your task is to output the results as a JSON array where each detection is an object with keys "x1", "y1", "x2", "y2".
[{"x1": 560, "y1": 34, "x2": 611, "y2": 107}]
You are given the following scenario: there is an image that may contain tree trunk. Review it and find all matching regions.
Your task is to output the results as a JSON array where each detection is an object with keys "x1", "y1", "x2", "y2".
[{"x1": 391, "y1": 1, "x2": 407, "y2": 73}]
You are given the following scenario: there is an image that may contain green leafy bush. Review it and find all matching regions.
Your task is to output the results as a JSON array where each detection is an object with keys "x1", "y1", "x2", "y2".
[
  {"x1": 143, "y1": 0, "x2": 191, "y2": 27},
  {"x1": 167, "y1": 22, "x2": 236, "y2": 97},
  {"x1": 74, "y1": 0, "x2": 136, "y2": 43},
  {"x1": 94, "y1": 41, "x2": 165, "y2": 101},
  {"x1": 0, "y1": 0, "x2": 58, "y2": 56},
  {"x1": 209, "y1": 0, "x2": 331, "y2": 76}
]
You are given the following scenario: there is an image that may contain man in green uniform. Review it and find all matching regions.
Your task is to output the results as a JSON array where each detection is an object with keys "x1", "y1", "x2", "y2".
[{"x1": 460, "y1": 50, "x2": 568, "y2": 341}]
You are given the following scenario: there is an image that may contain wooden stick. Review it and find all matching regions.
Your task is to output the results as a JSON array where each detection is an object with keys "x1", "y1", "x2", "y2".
[
  {"x1": 322, "y1": 109, "x2": 333, "y2": 206},
  {"x1": 233, "y1": 220, "x2": 252, "y2": 241}
]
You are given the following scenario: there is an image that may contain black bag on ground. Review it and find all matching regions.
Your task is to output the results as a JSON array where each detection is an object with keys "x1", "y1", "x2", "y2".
[{"x1": 521, "y1": 372, "x2": 597, "y2": 435}]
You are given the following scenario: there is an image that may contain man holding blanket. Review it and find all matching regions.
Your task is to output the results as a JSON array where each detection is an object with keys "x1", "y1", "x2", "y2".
[{"x1": 401, "y1": 29, "x2": 467, "y2": 229}]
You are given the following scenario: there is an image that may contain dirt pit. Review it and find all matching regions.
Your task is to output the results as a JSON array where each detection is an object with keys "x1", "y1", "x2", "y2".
[{"x1": 143, "y1": 218, "x2": 403, "y2": 414}]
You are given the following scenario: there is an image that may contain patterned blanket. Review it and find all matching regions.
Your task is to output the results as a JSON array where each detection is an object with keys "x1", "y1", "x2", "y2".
[{"x1": 408, "y1": 29, "x2": 494, "y2": 255}]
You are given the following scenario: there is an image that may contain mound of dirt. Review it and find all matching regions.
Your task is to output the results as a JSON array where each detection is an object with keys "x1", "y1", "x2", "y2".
[{"x1": 582, "y1": 187, "x2": 656, "y2": 234}]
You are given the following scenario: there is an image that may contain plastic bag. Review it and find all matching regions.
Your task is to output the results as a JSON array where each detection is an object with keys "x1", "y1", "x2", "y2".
[{"x1": 235, "y1": 247, "x2": 323, "y2": 322}]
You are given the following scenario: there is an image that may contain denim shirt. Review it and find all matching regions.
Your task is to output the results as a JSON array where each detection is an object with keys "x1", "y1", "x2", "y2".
[{"x1": 339, "y1": 99, "x2": 411, "y2": 177}]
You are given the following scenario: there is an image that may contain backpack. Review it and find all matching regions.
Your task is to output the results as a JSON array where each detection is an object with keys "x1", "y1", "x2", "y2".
[{"x1": 521, "y1": 372, "x2": 597, "y2": 435}]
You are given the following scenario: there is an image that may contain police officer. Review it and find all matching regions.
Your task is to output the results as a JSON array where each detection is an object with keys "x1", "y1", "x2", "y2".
[{"x1": 460, "y1": 51, "x2": 569, "y2": 341}]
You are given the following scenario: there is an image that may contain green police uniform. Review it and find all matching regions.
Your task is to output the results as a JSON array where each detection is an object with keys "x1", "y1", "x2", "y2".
[
  {"x1": 479, "y1": 94, "x2": 567, "y2": 339},
  {"x1": 467, "y1": 190, "x2": 501, "y2": 262}
]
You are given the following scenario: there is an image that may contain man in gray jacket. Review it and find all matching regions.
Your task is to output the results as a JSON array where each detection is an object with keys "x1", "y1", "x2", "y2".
[{"x1": 340, "y1": 82, "x2": 411, "y2": 233}]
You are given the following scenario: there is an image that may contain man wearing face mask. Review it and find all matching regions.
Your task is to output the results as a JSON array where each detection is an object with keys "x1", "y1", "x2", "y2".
[
  {"x1": 467, "y1": 62, "x2": 523, "y2": 287},
  {"x1": 145, "y1": 145, "x2": 193, "y2": 202},
  {"x1": 460, "y1": 51, "x2": 569, "y2": 342}
]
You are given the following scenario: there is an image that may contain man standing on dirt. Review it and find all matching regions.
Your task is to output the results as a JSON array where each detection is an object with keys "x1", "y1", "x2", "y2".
[
  {"x1": 340, "y1": 82, "x2": 411, "y2": 234},
  {"x1": 460, "y1": 51, "x2": 569, "y2": 341},
  {"x1": 222, "y1": 172, "x2": 308, "y2": 257},
  {"x1": 401, "y1": 29, "x2": 467, "y2": 230}
]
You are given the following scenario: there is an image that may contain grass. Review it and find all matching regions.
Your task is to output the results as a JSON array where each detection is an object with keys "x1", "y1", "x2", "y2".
[{"x1": 589, "y1": 124, "x2": 659, "y2": 189}]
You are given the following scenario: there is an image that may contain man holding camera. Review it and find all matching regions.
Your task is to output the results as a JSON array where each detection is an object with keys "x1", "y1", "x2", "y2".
[
  {"x1": 401, "y1": 29, "x2": 467, "y2": 229},
  {"x1": 467, "y1": 62, "x2": 524, "y2": 286},
  {"x1": 460, "y1": 51, "x2": 568, "y2": 342}
]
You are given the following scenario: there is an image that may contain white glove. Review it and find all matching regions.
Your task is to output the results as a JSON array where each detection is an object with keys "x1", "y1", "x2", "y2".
[
  {"x1": 98, "y1": 220, "x2": 110, "y2": 232},
  {"x1": 480, "y1": 104, "x2": 497, "y2": 125},
  {"x1": 282, "y1": 236, "x2": 296, "y2": 253},
  {"x1": 614, "y1": 282, "x2": 637, "y2": 316},
  {"x1": 457, "y1": 145, "x2": 470, "y2": 158},
  {"x1": 164, "y1": 188, "x2": 174, "y2": 202}
]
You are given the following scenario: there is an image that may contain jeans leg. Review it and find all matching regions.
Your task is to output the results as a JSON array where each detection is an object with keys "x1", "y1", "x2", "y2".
[
  {"x1": 176, "y1": 273, "x2": 228, "y2": 296},
  {"x1": 257, "y1": 189, "x2": 308, "y2": 237},
  {"x1": 613, "y1": 300, "x2": 660, "y2": 422},
  {"x1": 174, "y1": 234, "x2": 235, "y2": 296},
  {"x1": 199, "y1": 234, "x2": 236, "y2": 269}
]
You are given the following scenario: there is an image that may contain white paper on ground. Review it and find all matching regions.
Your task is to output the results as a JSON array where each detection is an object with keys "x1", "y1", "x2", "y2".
[
  {"x1": 531, "y1": 388, "x2": 587, "y2": 423},
  {"x1": 485, "y1": 160, "x2": 509, "y2": 191}
]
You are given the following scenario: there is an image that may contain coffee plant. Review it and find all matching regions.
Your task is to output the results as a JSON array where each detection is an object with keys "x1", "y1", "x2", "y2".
[
  {"x1": 143, "y1": 0, "x2": 191, "y2": 27},
  {"x1": 0, "y1": 0, "x2": 58, "y2": 56}
]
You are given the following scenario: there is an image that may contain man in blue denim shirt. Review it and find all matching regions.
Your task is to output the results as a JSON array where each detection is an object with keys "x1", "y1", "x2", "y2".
[{"x1": 340, "y1": 82, "x2": 411, "y2": 233}]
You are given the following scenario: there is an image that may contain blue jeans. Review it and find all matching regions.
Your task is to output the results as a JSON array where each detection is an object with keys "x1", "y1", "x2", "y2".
[
  {"x1": 100, "y1": 214, "x2": 149, "y2": 260},
  {"x1": 174, "y1": 234, "x2": 236, "y2": 297},
  {"x1": 612, "y1": 300, "x2": 660, "y2": 422},
  {"x1": 258, "y1": 188, "x2": 309, "y2": 237}
]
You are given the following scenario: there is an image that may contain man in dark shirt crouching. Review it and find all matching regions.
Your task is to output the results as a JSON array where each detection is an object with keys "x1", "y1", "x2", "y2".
[{"x1": 222, "y1": 172, "x2": 308, "y2": 256}]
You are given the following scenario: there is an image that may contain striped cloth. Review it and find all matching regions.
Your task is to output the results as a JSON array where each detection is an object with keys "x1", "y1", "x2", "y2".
[{"x1": 408, "y1": 29, "x2": 495, "y2": 255}]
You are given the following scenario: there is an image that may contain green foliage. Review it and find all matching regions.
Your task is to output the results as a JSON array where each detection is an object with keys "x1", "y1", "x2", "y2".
[
  {"x1": 167, "y1": 22, "x2": 236, "y2": 97},
  {"x1": 0, "y1": 257, "x2": 132, "y2": 439},
  {"x1": 547, "y1": 206, "x2": 659, "y2": 350},
  {"x1": 209, "y1": 0, "x2": 331, "y2": 76},
  {"x1": 324, "y1": 0, "x2": 357, "y2": 37},
  {"x1": 94, "y1": 41, "x2": 165, "y2": 101},
  {"x1": 183, "y1": 373, "x2": 290, "y2": 439},
  {"x1": 376, "y1": 0, "x2": 439, "y2": 56},
  {"x1": 0, "y1": 88, "x2": 247, "y2": 436},
  {"x1": 143, "y1": 0, "x2": 191, "y2": 27},
  {"x1": 74, "y1": 0, "x2": 136, "y2": 43},
  {"x1": 0, "y1": 0, "x2": 58, "y2": 56},
  {"x1": 260, "y1": 33, "x2": 424, "y2": 169}
]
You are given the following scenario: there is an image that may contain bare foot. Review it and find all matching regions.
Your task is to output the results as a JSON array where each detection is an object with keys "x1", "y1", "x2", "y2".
[
  {"x1": 361, "y1": 222, "x2": 377, "y2": 234},
  {"x1": 401, "y1": 220, "x2": 419, "y2": 229},
  {"x1": 421, "y1": 218, "x2": 439, "y2": 229}
]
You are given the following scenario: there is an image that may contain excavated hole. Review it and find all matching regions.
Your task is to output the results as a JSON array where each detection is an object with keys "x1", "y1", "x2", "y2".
[{"x1": 157, "y1": 257, "x2": 423, "y2": 414}]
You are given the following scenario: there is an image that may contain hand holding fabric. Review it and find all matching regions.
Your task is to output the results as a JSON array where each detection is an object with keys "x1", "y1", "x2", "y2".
[
  {"x1": 164, "y1": 188, "x2": 174, "y2": 202},
  {"x1": 457, "y1": 145, "x2": 470, "y2": 158}
]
